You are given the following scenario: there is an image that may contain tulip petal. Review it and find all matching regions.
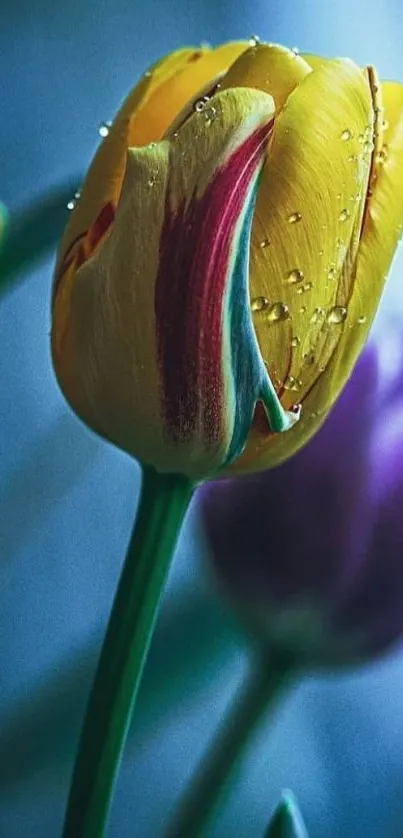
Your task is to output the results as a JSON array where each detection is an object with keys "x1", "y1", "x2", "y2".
[
  {"x1": 54, "y1": 41, "x2": 248, "y2": 303},
  {"x1": 219, "y1": 43, "x2": 312, "y2": 112},
  {"x1": 381, "y1": 80, "x2": 403, "y2": 143},
  {"x1": 52, "y1": 42, "x2": 249, "y2": 376},
  {"x1": 228, "y1": 59, "x2": 377, "y2": 474},
  {"x1": 156, "y1": 101, "x2": 297, "y2": 473},
  {"x1": 53, "y1": 87, "x2": 289, "y2": 478},
  {"x1": 299, "y1": 78, "x2": 403, "y2": 447},
  {"x1": 301, "y1": 53, "x2": 327, "y2": 72}
]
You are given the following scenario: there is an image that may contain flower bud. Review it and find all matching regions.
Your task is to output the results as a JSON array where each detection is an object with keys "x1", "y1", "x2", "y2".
[{"x1": 52, "y1": 44, "x2": 403, "y2": 479}]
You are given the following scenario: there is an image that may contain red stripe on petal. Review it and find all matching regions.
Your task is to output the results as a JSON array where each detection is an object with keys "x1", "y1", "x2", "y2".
[
  {"x1": 155, "y1": 121, "x2": 273, "y2": 447},
  {"x1": 53, "y1": 201, "x2": 116, "y2": 303},
  {"x1": 88, "y1": 201, "x2": 116, "y2": 250}
]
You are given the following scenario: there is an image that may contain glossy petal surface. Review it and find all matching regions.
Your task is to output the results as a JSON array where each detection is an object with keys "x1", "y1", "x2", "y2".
[{"x1": 229, "y1": 59, "x2": 384, "y2": 473}]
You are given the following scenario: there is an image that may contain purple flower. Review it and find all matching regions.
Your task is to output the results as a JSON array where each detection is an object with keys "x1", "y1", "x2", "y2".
[{"x1": 200, "y1": 345, "x2": 403, "y2": 666}]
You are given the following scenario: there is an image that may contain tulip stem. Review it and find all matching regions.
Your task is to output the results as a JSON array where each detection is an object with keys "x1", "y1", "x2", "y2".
[
  {"x1": 62, "y1": 465, "x2": 194, "y2": 838},
  {"x1": 166, "y1": 656, "x2": 294, "y2": 838}
]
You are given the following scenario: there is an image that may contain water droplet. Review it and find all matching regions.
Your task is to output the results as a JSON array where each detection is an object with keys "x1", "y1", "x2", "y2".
[
  {"x1": 204, "y1": 105, "x2": 218, "y2": 124},
  {"x1": 99, "y1": 121, "x2": 112, "y2": 137},
  {"x1": 288, "y1": 211, "x2": 302, "y2": 224},
  {"x1": 267, "y1": 301, "x2": 290, "y2": 322},
  {"x1": 339, "y1": 208, "x2": 350, "y2": 223},
  {"x1": 67, "y1": 199, "x2": 75, "y2": 211},
  {"x1": 311, "y1": 307, "x2": 325, "y2": 323},
  {"x1": 296, "y1": 282, "x2": 313, "y2": 295},
  {"x1": 341, "y1": 128, "x2": 353, "y2": 141},
  {"x1": 304, "y1": 351, "x2": 316, "y2": 366},
  {"x1": 286, "y1": 268, "x2": 304, "y2": 284},
  {"x1": 357, "y1": 315, "x2": 367, "y2": 324},
  {"x1": 327, "y1": 266, "x2": 336, "y2": 280},
  {"x1": 291, "y1": 46, "x2": 300, "y2": 55},
  {"x1": 284, "y1": 375, "x2": 300, "y2": 391},
  {"x1": 74, "y1": 191, "x2": 81, "y2": 201},
  {"x1": 299, "y1": 305, "x2": 307, "y2": 314},
  {"x1": 327, "y1": 305, "x2": 347, "y2": 324},
  {"x1": 376, "y1": 144, "x2": 388, "y2": 165},
  {"x1": 382, "y1": 118, "x2": 389, "y2": 130},
  {"x1": 251, "y1": 295, "x2": 269, "y2": 312},
  {"x1": 260, "y1": 238, "x2": 270, "y2": 248},
  {"x1": 194, "y1": 99, "x2": 206, "y2": 113},
  {"x1": 336, "y1": 238, "x2": 344, "y2": 249},
  {"x1": 249, "y1": 34, "x2": 261, "y2": 46},
  {"x1": 363, "y1": 139, "x2": 374, "y2": 155},
  {"x1": 291, "y1": 336, "x2": 301, "y2": 347},
  {"x1": 144, "y1": 69, "x2": 153, "y2": 78},
  {"x1": 358, "y1": 125, "x2": 372, "y2": 144}
]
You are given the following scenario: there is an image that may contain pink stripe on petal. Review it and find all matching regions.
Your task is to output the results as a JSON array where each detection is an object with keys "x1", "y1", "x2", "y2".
[{"x1": 155, "y1": 120, "x2": 273, "y2": 449}]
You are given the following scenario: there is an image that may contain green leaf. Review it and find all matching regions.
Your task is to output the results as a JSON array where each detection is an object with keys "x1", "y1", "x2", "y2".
[
  {"x1": 0, "y1": 179, "x2": 81, "y2": 298},
  {"x1": 265, "y1": 792, "x2": 309, "y2": 838},
  {"x1": 0, "y1": 202, "x2": 8, "y2": 247}
]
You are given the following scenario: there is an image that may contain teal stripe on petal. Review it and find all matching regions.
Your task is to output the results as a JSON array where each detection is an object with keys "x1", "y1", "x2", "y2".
[{"x1": 223, "y1": 178, "x2": 299, "y2": 468}]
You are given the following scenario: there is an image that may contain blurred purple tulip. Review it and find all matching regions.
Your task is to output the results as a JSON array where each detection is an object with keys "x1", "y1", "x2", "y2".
[{"x1": 200, "y1": 345, "x2": 403, "y2": 666}]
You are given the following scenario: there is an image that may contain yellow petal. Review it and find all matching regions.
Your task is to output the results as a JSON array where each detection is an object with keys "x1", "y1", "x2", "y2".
[
  {"x1": 131, "y1": 41, "x2": 249, "y2": 145},
  {"x1": 309, "y1": 77, "x2": 403, "y2": 424},
  {"x1": 53, "y1": 42, "x2": 249, "y2": 380},
  {"x1": 220, "y1": 43, "x2": 312, "y2": 112},
  {"x1": 265, "y1": 77, "x2": 403, "y2": 469},
  {"x1": 378, "y1": 79, "x2": 403, "y2": 149},
  {"x1": 301, "y1": 52, "x2": 328, "y2": 72},
  {"x1": 228, "y1": 58, "x2": 377, "y2": 474},
  {"x1": 252, "y1": 60, "x2": 374, "y2": 398},
  {"x1": 55, "y1": 42, "x2": 248, "y2": 283}
]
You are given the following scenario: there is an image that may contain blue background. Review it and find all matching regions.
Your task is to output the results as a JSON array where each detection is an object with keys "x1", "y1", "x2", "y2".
[{"x1": 1, "y1": 1, "x2": 403, "y2": 835}]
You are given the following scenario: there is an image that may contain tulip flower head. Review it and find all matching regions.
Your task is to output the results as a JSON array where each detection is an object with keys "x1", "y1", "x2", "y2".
[
  {"x1": 51, "y1": 42, "x2": 403, "y2": 480},
  {"x1": 201, "y1": 347, "x2": 403, "y2": 666}
]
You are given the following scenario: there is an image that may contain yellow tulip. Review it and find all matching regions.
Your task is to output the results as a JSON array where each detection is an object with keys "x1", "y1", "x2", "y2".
[{"x1": 51, "y1": 42, "x2": 403, "y2": 480}]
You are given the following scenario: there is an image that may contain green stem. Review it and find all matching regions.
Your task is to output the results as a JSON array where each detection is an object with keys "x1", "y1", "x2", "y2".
[
  {"x1": 62, "y1": 466, "x2": 194, "y2": 838},
  {"x1": 167, "y1": 656, "x2": 294, "y2": 838}
]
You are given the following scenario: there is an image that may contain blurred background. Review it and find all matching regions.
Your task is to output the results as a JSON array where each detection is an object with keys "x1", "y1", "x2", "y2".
[{"x1": 2, "y1": 0, "x2": 403, "y2": 835}]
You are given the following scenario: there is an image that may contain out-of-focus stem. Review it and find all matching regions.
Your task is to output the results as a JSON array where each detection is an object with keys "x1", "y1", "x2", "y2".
[{"x1": 167, "y1": 655, "x2": 294, "y2": 837}]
